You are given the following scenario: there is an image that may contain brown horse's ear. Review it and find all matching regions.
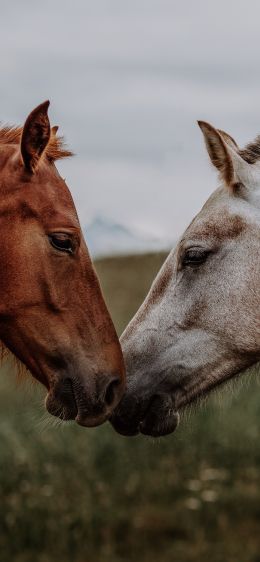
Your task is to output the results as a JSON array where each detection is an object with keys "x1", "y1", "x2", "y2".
[
  {"x1": 21, "y1": 100, "x2": 51, "y2": 173},
  {"x1": 51, "y1": 125, "x2": 59, "y2": 135}
]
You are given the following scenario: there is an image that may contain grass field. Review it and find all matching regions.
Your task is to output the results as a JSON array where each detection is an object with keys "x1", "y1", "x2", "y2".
[{"x1": 1, "y1": 252, "x2": 260, "y2": 562}]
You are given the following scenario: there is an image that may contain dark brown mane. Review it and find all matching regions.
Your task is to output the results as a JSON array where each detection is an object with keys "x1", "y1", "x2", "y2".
[
  {"x1": 0, "y1": 125, "x2": 73, "y2": 162},
  {"x1": 239, "y1": 136, "x2": 260, "y2": 164}
]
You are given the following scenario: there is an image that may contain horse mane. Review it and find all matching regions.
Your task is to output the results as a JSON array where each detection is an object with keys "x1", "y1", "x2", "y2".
[
  {"x1": 239, "y1": 136, "x2": 260, "y2": 164},
  {"x1": 0, "y1": 342, "x2": 29, "y2": 380},
  {"x1": 0, "y1": 125, "x2": 73, "y2": 162}
]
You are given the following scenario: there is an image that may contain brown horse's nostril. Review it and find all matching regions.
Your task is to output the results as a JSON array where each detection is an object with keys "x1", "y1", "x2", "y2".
[
  {"x1": 58, "y1": 378, "x2": 78, "y2": 415},
  {"x1": 47, "y1": 372, "x2": 125, "y2": 427},
  {"x1": 46, "y1": 377, "x2": 78, "y2": 421},
  {"x1": 104, "y1": 377, "x2": 121, "y2": 408}
]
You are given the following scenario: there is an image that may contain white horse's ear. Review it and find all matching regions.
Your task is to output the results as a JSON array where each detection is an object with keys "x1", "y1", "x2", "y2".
[
  {"x1": 217, "y1": 129, "x2": 238, "y2": 150},
  {"x1": 198, "y1": 121, "x2": 252, "y2": 191}
]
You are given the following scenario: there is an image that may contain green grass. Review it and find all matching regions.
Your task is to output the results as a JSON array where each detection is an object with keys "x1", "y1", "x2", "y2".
[{"x1": 0, "y1": 252, "x2": 260, "y2": 562}]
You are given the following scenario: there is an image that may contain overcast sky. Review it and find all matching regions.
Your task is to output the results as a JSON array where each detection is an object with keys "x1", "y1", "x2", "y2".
[{"x1": 1, "y1": 0, "x2": 260, "y2": 242}]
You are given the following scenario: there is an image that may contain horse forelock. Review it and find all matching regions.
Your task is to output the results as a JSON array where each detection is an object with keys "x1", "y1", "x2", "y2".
[
  {"x1": 0, "y1": 125, "x2": 73, "y2": 162},
  {"x1": 239, "y1": 136, "x2": 260, "y2": 164}
]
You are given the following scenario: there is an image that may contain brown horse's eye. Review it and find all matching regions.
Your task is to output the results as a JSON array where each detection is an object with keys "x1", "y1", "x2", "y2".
[{"x1": 49, "y1": 233, "x2": 74, "y2": 254}]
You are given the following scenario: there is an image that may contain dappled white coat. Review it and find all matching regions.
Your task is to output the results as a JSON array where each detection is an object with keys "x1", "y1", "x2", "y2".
[{"x1": 112, "y1": 122, "x2": 260, "y2": 437}]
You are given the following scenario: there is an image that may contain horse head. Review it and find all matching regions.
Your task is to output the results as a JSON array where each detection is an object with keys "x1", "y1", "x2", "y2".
[
  {"x1": 0, "y1": 101, "x2": 125, "y2": 426},
  {"x1": 112, "y1": 121, "x2": 260, "y2": 436}
]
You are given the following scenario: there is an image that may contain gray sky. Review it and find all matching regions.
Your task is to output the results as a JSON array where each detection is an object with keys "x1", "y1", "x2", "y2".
[{"x1": 1, "y1": 0, "x2": 260, "y2": 241}]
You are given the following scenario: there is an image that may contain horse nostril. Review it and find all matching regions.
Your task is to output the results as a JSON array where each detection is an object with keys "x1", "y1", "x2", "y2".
[
  {"x1": 58, "y1": 378, "x2": 77, "y2": 411},
  {"x1": 104, "y1": 377, "x2": 121, "y2": 407}
]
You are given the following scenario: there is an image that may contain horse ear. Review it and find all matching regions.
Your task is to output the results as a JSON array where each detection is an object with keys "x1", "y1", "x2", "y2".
[
  {"x1": 217, "y1": 129, "x2": 238, "y2": 150},
  {"x1": 21, "y1": 100, "x2": 51, "y2": 173},
  {"x1": 51, "y1": 125, "x2": 59, "y2": 135},
  {"x1": 198, "y1": 121, "x2": 235, "y2": 186},
  {"x1": 198, "y1": 121, "x2": 251, "y2": 190}
]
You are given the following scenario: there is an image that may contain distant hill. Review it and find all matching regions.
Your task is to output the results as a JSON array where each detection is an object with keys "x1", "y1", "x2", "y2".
[{"x1": 84, "y1": 216, "x2": 168, "y2": 258}]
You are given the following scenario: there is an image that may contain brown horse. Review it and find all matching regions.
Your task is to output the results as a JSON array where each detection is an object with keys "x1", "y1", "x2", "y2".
[{"x1": 0, "y1": 101, "x2": 125, "y2": 427}]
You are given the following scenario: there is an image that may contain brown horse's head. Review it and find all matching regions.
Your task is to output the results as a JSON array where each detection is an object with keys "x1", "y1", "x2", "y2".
[{"x1": 0, "y1": 101, "x2": 125, "y2": 426}]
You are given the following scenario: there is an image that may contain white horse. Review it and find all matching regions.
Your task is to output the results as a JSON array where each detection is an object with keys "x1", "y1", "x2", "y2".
[{"x1": 112, "y1": 121, "x2": 260, "y2": 437}]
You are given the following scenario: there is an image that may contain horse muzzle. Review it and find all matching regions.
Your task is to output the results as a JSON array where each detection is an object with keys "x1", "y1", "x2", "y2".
[
  {"x1": 45, "y1": 372, "x2": 124, "y2": 427},
  {"x1": 111, "y1": 393, "x2": 180, "y2": 437}
]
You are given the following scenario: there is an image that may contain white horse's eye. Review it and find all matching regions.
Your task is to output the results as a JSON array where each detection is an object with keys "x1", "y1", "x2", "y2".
[{"x1": 182, "y1": 248, "x2": 211, "y2": 267}]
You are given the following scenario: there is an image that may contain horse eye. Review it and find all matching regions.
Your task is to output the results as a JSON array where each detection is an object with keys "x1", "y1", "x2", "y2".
[
  {"x1": 182, "y1": 248, "x2": 210, "y2": 267},
  {"x1": 49, "y1": 234, "x2": 74, "y2": 254}
]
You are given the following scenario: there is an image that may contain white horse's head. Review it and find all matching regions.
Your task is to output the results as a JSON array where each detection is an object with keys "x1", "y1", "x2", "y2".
[{"x1": 112, "y1": 122, "x2": 260, "y2": 437}]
